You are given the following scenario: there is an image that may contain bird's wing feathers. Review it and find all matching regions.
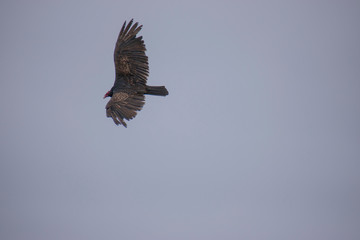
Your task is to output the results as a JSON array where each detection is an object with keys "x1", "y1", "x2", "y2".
[
  {"x1": 114, "y1": 19, "x2": 149, "y2": 86},
  {"x1": 106, "y1": 92, "x2": 145, "y2": 127}
]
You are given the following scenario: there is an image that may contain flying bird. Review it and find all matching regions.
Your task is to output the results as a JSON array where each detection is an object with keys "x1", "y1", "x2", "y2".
[{"x1": 104, "y1": 19, "x2": 168, "y2": 127}]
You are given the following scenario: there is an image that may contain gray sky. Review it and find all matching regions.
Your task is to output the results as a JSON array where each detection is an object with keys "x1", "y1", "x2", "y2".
[{"x1": 1, "y1": 0, "x2": 360, "y2": 239}]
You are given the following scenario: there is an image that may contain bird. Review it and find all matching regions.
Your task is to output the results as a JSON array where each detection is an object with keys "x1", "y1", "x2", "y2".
[{"x1": 103, "y1": 19, "x2": 168, "y2": 127}]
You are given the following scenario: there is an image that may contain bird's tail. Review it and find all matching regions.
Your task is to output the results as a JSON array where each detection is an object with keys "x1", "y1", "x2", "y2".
[{"x1": 145, "y1": 86, "x2": 169, "y2": 96}]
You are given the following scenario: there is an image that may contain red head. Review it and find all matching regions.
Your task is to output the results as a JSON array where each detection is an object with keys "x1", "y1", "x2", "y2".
[{"x1": 103, "y1": 90, "x2": 112, "y2": 99}]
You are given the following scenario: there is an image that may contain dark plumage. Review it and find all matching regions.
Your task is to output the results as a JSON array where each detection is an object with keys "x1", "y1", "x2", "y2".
[{"x1": 104, "y1": 19, "x2": 168, "y2": 127}]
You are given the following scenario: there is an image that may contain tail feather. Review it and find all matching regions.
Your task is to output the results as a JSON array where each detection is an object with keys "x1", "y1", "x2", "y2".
[{"x1": 145, "y1": 86, "x2": 169, "y2": 96}]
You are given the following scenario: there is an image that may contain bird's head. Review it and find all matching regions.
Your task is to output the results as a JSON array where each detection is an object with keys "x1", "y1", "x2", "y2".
[{"x1": 103, "y1": 90, "x2": 113, "y2": 99}]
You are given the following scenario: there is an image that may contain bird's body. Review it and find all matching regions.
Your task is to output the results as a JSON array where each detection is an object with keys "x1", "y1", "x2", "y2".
[{"x1": 104, "y1": 19, "x2": 168, "y2": 127}]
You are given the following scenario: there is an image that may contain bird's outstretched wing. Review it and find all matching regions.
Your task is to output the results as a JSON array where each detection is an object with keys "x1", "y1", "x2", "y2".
[
  {"x1": 114, "y1": 19, "x2": 149, "y2": 86},
  {"x1": 105, "y1": 92, "x2": 145, "y2": 127}
]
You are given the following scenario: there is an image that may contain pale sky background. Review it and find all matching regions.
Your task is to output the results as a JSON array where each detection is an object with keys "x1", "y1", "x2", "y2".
[{"x1": 1, "y1": 0, "x2": 360, "y2": 239}]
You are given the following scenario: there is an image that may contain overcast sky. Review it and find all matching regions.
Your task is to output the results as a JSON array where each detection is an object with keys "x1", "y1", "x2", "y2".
[{"x1": 1, "y1": 0, "x2": 360, "y2": 239}]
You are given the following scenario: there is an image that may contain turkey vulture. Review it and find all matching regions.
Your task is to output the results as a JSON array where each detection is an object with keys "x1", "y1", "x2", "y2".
[{"x1": 104, "y1": 19, "x2": 168, "y2": 127}]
